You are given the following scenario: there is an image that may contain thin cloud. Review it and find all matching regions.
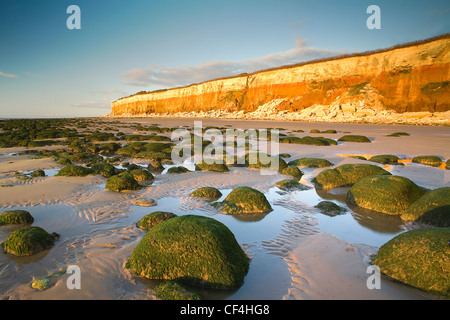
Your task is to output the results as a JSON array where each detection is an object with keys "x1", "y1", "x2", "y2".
[
  {"x1": 120, "y1": 39, "x2": 342, "y2": 88},
  {"x1": 0, "y1": 71, "x2": 19, "y2": 78}
]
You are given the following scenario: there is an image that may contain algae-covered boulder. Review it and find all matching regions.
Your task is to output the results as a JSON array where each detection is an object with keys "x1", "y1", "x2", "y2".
[
  {"x1": 281, "y1": 166, "x2": 304, "y2": 180},
  {"x1": 246, "y1": 153, "x2": 288, "y2": 171},
  {"x1": 401, "y1": 187, "x2": 450, "y2": 227},
  {"x1": 191, "y1": 187, "x2": 222, "y2": 200},
  {"x1": 56, "y1": 165, "x2": 93, "y2": 177},
  {"x1": 220, "y1": 186, "x2": 272, "y2": 214},
  {"x1": 314, "y1": 201, "x2": 347, "y2": 216},
  {"x1": 275, "y1": 179, "x2": 310, "y2": 191},
  {"x1": 338, "y1": 135, "x2": 371, "y2": 143},
  {"x1": 154, "y1": 281, "x2": 202, "y2": 300},
  {"x1": 369, "y1": 155, "x2": 399, "y2": 165},
  {"x1": 373, "y1": 228, "x2": 450, "y2": 297},
  {"x1": 0, "y1": 210, "x2": 34, "y2": 225},
  {"x1": 195, "y1": 160, "x2": 230, "y2": 172},
  {"x1": 90, "y1": 162, "x2": 117, "y2": 178},
  {"x1": 136, "y1": 211, "x2": 177, "y2": 230},
  {"x1": 412, "y1": 155, "x2": 443, "y2": 167},
  {"x1": 1, "y1": 226, "x2": 59, "y2": 256},
  {"x1": 167, "y1": 166, "x2": 191, "y2": 174},
  {"x1": 105, "y1": 172, "x2": 141, "y2": 192},
  {"x1": 30, "y1": 169, "x2": 45, "y2": 177},
  {"x1": 126, "y1": 215, "x2": 249, "y2": 289},
  {"x1": 281, "y1": 136, "x2": 337, "y2": 146},
  {"x1": 288, "y1": 158, "x2": 333, "y2": 168},
  {"x1": 130, "y1": 169, "x2": 154, "y2": 181},
  {"x1": 346, "y1": 175, "x2": 426, "y2": 215},
  {"x1": 313, "y1": 164, "x2": 391, "y2": 190}
]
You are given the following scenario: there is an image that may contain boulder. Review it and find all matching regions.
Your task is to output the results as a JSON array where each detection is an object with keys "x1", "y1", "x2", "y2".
[
  {"x1": 412, "y1": 155, "x2": 443, "y2": 167},
  {"x1": 0, "y1": 210, "x2": 34, "y2": 225},
  {"x1": 288, "y1": 158, "x2": 333, "y2": 168},
  {"x1": 373, "y1": 228, "x2": 450, "y2": 297},
  {"x1": 105, "y1": 172, "x2": 141, "y2": 192},
  {"x1": 190, "y1": 187, "x2": 222, "y2": 200},
  {"x1": 1, "y1": 226, "x2": 59, "y2": 256},
  {"x1": 136, "y1": 211, "x2": 177, "y2": 230},
  {"x1": 217, "y1": 186, "x2": 272, "y2": 214},
  {"x1": 126, "y1": 215, "x2": 249, "y2": 289}
]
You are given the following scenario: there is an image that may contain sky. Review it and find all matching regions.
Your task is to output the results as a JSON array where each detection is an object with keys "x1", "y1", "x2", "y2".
[{"x1": 0, "y1": 0, "x2": 449, "y2": 118}]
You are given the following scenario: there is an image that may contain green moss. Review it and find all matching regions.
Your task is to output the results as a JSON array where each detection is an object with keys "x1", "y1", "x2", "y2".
[
  {"x1": 56, "y1": 165, "x2": 93, "y2": 177},
  {"x1": 167, "y1": 166, "x2": 191, "y2": 174},
  {"x1": 90, "y1": 162, "x2": 117, "y2": 178},
  {"x1": 369, "y1": 155, "x2": 399, "y2": 165},
  {"x1": 280, "y1": 166, "x2": 304, "y2": 179},
  {"x1": 314, "y1": 201, "x2": 347, "y2": 216},
  {"x1": 0, "y1": 210, "x2": 34, "y2": 225},
  {"x1": 401, "y1": 187, "x2": 450, "y2": 226},
  {"x1": 105, "y1": 172, "x2": 141, "y2": 192},
  {"x1": 338, "y1": 135, "x2": 371, "y2": 143},
  {"x1": 30, "y1": 169, "x2": 45, "y2": 177},
  {"x1": 1, "y1": 226, "x2": 59, "y2": 256},
  {"x1": 136, "y1": 211, "x2": 177, "y2": 230},
  {"x1": 412, "y1": 155, "x2": 443, "y2": 167},
  {"x1": 346, "y1": 175, "x2": 426, "y2": 215},
  {"x1": 191, "y1": 187, "x2": 222, "y2": 199},
  {"x1": 154, "y1": 281, "x2": 202, "y2": 300},
  {"x1": 126, "y1": 215, "x2": 249, "y2": 289},
  {"x1": 130, "y1": 169, "x2": 154, "y2": 181},
  {"x1": 288, "y1": 158, "x2": 333, "y2": 168},
  {"x1": 275, "y1": 179, "x2": 310, "y2": 191},
  {"x1": 280, "y1": 136, "x2": 336, "y2": 146},
  {"x1": 313, "y1": 164, "x2": 391, "y2": 190},
  {"x1": 195, "y1": 160, "x2": 230, "y2": 172},
  {"x1": 31, "y1": 269, "x2": 66, "y2": 290},
  {"x1": 135, "y1": 151, "x2": 171, "y2": 161},
  {"x1": 219, "y1": 186, "x2": 272, "y2": 214},
  {"x1": 373, "y1": 228, "x2": 450, "y2": 297}
]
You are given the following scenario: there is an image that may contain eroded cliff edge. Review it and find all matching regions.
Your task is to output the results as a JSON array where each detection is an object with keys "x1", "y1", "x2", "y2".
[{"x1": 109, "y1": 35, "x2": 450, "y2": 123}]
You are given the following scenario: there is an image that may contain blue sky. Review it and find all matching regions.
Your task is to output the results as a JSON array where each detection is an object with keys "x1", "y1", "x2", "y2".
[{"x1": 0, "y1": 0, "x2": 449, "y2": 118}]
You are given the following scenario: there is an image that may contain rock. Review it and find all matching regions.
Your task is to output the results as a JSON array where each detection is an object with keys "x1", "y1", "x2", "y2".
[
  {"x1": 0, "y1": 210, "x2": 34, "y2": 225},
  {"x1": 346, "y1": 175, "x2": 426, "y2": 215},
  {"x1": 314, "y1": 201, "x2": 347, "y2": 216},
  {"x1": 401, "y1": 187, "x2": 450, "y2": 226},
  {"x1": 280, "y1": 166, "x2": 304, "y2": 180},
  {"x1": 313, "y1": 164, "x2": 391, "y2": 190},
  {"x1": 288, "y1": 158, "x2": 334, "y2": 168},
  {"x1": 368, "y1": 155, "x2": 399, "y2": 165},
  {"x1": 275, "y1": 179, "x2": 310, "y2": 191},
  {"x1": 153, "y1": 281, "x2": 202, "y2": 300},
  {"x1": 214, "y1": 186, "x2": 272, "y2": 214},
  {"x1": 1, "y1": 226, "x2": 59, "y2": 256},
  {"x1": 133, "y1": 198, "x2": 157, "y2": 207},
  {"x1": 130, "y1": 168, "x2": 154, "y2": 181},
  {"x1": 126, "y1": 215, "x2": 249, "y2": 289},
  {"x1": 373, "y1": 228, "x2": 450, "y2": 297},
  {"x1": 30, "y1": 169, "x2": 45, "y2": 177},
  {"x1": 190, "y1": 187, "x2": 222, "y2": 200},
  {"x1": 56, "y1": 165, "x2": 93, "y2": 177},
  {"x1": 195, "y1": 160, "x2": 230, "y2": 172},
  {"x1": 167, "y1": 166, "x2": 191, "y2": 174},
  {"x1": 412, "y1": 155, "x2": 443, "y2": 167},
  {"x1": 246, "y1": 153, "x2": 288, "y2": 171},
  {"x1": 105, "y1": 172, "x2": 141, "y2": 192},
  {"x1": 90, "y1": 162, "x2": 117, "y2": 178},
  {"x1": 136, "y1": 211, "x2": 177, "y2": 230},
  {"x1": 338, "y1": 135, "x2": 371, "y2": 143}
]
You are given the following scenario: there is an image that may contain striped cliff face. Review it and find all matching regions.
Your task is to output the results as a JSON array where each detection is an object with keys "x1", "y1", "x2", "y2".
[{"x1": 110, "y1": 36, "x2": 450, "y2": 117}]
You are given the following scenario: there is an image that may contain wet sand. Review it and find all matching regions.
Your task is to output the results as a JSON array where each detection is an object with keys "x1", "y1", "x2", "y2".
[{"x1": 0, "y1": 118, "x2": 448, "y2": 300}]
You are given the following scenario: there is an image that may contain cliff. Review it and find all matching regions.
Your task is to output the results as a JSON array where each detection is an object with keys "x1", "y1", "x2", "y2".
[{"x1": 109, "y1": 35, "x2": 450, "y2": 120}]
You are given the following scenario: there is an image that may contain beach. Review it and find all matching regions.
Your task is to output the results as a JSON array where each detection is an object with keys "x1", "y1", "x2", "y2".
[{"x1": 0, "y1": 118, "x2": 448, "y2": 300}]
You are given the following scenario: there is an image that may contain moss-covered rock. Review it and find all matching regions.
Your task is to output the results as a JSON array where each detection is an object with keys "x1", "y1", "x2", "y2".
[
  {"x1": 314, "y1": 201, "x2": 347, "y2": 216},
  {"x1": 369, "y1": 155, "x2": 399, "y2": 165},
  {"x1": 313, "y1": 164, "x2": 391, "y2": 190},
  {"x1": 281, "y1": 166, "x2": 304, "y2": 180},
  {"x1": 412, "y1": 155, "x2": 443, "y2": 167},
  {"x1": 1, "y1": 226, "x2": 59, "y2": 256},
  {"x1": 401, "y1": 187, "x2": 450, "y2": 227},
  {"x1": 136, "y1": 211, "x2": 177, "y2": 230},
  {"x1": 281, "y1": 136, "x2": 336, "y2": 146},
  {"x1": 288, "y1": 158, "x2": 333, "y2": 168},
  {"x1": 386, "y1": 132, "x2": 410, "y2": 137},
  {"x1": 167, "y1": 166, "x2": 191, "y2": 174},
  {"x1": 126, "y1": 215, "x2": 249, "y2": 289},
  {"x1": 338, "y1": 135, "x2": 371, "y2": 143},
  {"x1": 154, "y1": 281, "x2": 202, "y2": 300},
  {"x1": 217, "y1": 186, "x2": 272, "y2": 214},
  {"x1": 56, "y1": 165, "x2": 93, "y2": 177},
  {"x1": 275, "y1": 179, "x2": 310, "y2": 191},
  {"x1": 245, "y1": 153, "x2": 288, "y2": 171},
  {"x1": 373, "y1": 228, "x2": 450, "y2": 297},
  {"x1": 346, "y1": 175, "x2": 426, "y2": 215},
  {"x1": 195, "y1": 160, "x2": 230, "y2": 172},
  {"x1": 130, "y1": 169, "x2": 154, "y2": 181},
  {"x1": 90, "y1": 162, "x2": 117, "y2": 178},
  {"x1": 31, "y1": 269, "x2": 67, "y2": 290},
  {"x1": 191, "y1": 187, "x2": 222, "y2": 200},
  {"x1": 147, "y1": 160, "x2": 165, "y2": 173},
  {"x1": 0, "y1": 210, "x2": 34, "y2": 225},
  {"x1": 30, "y1": 169, "x2": 46, "y2": 177},
  {"x1": 105, "y1": 172, "x2": 141, "y2": 192}
]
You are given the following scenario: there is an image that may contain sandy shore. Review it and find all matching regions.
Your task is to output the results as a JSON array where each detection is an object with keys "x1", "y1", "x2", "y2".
[{"x1": 0, "y1": 118, "x2": 448, "y2": 300}]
